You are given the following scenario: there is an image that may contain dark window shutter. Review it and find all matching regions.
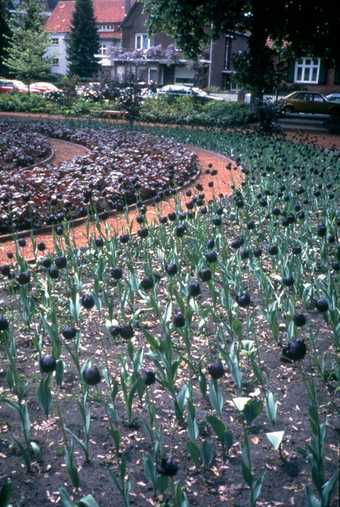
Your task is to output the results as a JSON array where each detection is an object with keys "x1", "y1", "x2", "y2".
[
  {"x1": 334, "y1": 63, "x2": 340, "y2": 85},
  {"x1": 287, "y1": 60, "x2": 295, "y2": 82},
  {"x1": 318, "y1": 60, "x2": 327, "y2": 84}
]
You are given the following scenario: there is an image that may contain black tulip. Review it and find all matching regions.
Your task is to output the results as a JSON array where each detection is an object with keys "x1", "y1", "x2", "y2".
[
  {"x1": 173, "y1": 312, "x2": 185, "y2": 328},
  {"x1": 80, "y1": 294, "x2": 95, "y2": 310},
  {"x1": 282, "y1": 339, "x2": 306, "y2": 361},
  {"x1": 40, "y1": 355, "x2": 56, "y2": 373},
  {"x1": 293, "y1": 313, "x2": 306, "y2": 327},
  {"x1": 207, "y1": 361, "x2": 225, "y2": 379},
  {"x1": 111, "y1": 267, "x2": 123, "y2": 280},
  {"x1": 140, "y1": 276, "x2": 154, "y2": 291},
  {"x1": 236, "y1": 292, "x2": 251, "y2": 307},
  {"x1": 55, "y1": 256, "x2": 67, "y2": 269},
  {"x1": 315, "y1": 298, "x2": 329, "y2": 313},
  {"x1": 198, "y1": 268, "x2": 212, "y2": 282},
  {"x1": 0, "y1": 315, "x2": 9, "y2": 331},
  {"x1": 16, "y1": 271, "x2": 31, "y2": 285},
  {"x1": 48, "y1": 266, "x2": 59, "y2": 280},
  {"x1": 119, "y1": 325, "x2": 134, "y2": 339},
  {"x1": 62, "y1": 325, "x2": 77, "y2": 340},
  {"x1": 143, "y1": 370, "x2": 156, "y2": 386},
  {"x1": 159, "y1": 457, "x2": 178, "y2": 477},
  {"x1": 83, "y1": 366, "x2": 101, "y2": 385},
  {"x1": 188, "y1": 281, "x2": 201, "y2": 297},
  {"x1": 165, "y1": 263, "x2": 178, "y2": 276},
  {"x1": 205, "y1": 251, "x2": 218, "y2": 263}
]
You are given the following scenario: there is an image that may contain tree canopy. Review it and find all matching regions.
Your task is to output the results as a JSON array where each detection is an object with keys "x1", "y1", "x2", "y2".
[
  {"x1": 143, "y1": 0, "x2": 340, "y2": 100},
  {"x1": 0, "y1": 0, "x2": 11, "y2": 75},
  {"x1": 3, "y1": 0, "x2": 52, "y2": 85},
  {"x1": 68, "y1": 0, "x2": 100, "y2": 78}
]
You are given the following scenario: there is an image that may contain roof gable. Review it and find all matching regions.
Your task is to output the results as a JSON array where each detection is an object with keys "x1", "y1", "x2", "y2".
[{"x1": 45, "y1": 0, "x2": 126, "y2": 33}]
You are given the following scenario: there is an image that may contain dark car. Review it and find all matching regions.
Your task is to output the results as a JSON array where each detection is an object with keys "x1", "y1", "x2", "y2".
[{"x1": 280, "y1": 91, "x2": 340, "y2": 116}]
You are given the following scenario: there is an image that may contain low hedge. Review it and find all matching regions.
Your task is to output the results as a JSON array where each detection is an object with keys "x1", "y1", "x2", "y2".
[
  {"x1": 0, "y1": 93, "x2": 109, "y2": 116},
  {"x1": 139, "y1": 96, "x2": 255, "y2": 127}
]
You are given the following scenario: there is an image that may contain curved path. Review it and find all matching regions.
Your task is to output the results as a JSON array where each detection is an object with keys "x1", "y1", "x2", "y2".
[
  {"x1": 0, "y1": 142, "x2": 243, "y2": 263},
  {"x1": 0, "y1": 119, "x2": 338, "y2": 264}
]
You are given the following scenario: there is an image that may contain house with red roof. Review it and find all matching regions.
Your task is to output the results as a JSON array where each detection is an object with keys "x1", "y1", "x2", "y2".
[{"x1": 45, "y1": 0, "x2": 129, "y2": 75}]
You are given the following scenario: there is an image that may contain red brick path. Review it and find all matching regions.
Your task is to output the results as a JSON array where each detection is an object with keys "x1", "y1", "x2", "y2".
[{"x1": 0, "y1": 143, "x2": 242, "y2": 263}]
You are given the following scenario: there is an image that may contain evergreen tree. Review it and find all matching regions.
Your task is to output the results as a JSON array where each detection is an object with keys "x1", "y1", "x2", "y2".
[
  {"x1": 4, "y1": 0, "x2": 52, "y2": 88},
  {"x1": 68, "y1": 0, "x2": 100, "y2": 78},
  {"x1": 0, "y1": 0, "x2": 11, "y2": 76}
]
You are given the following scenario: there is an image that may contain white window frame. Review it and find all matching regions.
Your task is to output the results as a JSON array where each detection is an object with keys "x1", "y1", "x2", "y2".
[
  {"x1": 98, "y1": 24, "x2": 114, "y2": 32},
  {"x1": 135, "y1": 33, "x2": 150, "y2": 50},
  {"x1": 51, "y1": 37, "x2": 59, "y2": 45},
  {"x1": 52, "y1": 57, "x2": 59, "y2": 65},
  {"x1": 294, "y1": 57, "x2": 320, "y2": 84},
  {"x1": 99, "y1": 43, "x2": 107, "y2": 56}
]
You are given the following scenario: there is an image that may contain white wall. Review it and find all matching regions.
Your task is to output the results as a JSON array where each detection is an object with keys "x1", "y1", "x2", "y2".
[
  {"x1": 46, "y1": 34, "x2": 122, "y2": 76},
  {"x1": 46, "y1": 33, "x2": 69, "y2": 75}
]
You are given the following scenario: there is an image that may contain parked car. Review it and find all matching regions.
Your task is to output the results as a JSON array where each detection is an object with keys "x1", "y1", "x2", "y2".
[
  {"x1": 0, "y1": 80, "x2": 16, "y2": 94},
  {"x1": 157, "y1": 84, "x2": 222, "y2": 101},
  {"x1": 280, "y1": 91, "x2": 340, "y2": 116},
  {"x1": 30, "y1": 82, "x2": 61, "y2": 94},
  {"x1": 0, "y1": 78, "x2": 28, "y2": 93},
  {"x1": 326, "y1": 92, "x2": 340, "y2": 103}
]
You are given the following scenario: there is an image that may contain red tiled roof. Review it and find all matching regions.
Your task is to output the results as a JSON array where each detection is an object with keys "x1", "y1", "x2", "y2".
[{"x1": 45, "y1": 0, "x2": 126, "y2": 33}]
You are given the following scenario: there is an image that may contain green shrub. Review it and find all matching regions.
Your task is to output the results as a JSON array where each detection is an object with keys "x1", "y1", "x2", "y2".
[
  {"x1": 139, "y1": 97, "x2": 254, "y2": 127},
  {"x1": 0, "y1": 93, "x2": 59, "y2": 113}
]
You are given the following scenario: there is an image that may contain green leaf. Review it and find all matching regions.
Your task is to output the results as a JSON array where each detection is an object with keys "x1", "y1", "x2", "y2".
[
  {"x1": 305, "y1": 487, "x2": 322, "y2": 507},
  {"x1": 30, "y1": 441, "x2": 41, "y2": 459},
  {"x1": 176, "y1": 384, "x2": 189, "y2": 413},
  {"x1": 0, "y1": 479, "x2": 12, "y2": 507},
  {"x1": 59, "y1": 486, "x2": 76, "y2": 507},
  {"x1": 143, "y1": 455, "x2": 156, "y2": 486},
  {"x1": 156, "y1": 475, "x2": 169, "y2": 494},
  {"x1": 253, "y1": 474, "x2": 265, "y2": 501},
  {"x1": 187, "y1": 440, "x2": 201, "y2": 466},
  {"x1": 243, "y1": 399, "x2": 263, "y2": 425},
  {"x1": 265, "y1": 391, "x2": 278, "y2": 424},
  {"x1": 266, "y1": 431, "x2": 285, "y2": 451},
  {"x1": 37, "y1": 377, "x2": 52, "y2": 418},
  {"x1": 56, "y1": 359, "x2": 64, "y2": 386},
  {"x1": 201, "y1": 439, "x2": 214, "y2": 468},
  {"x1": 64, "y1": 444, "x2": 80, "y2": 489},
  {"x1": 78, "y1": 495, "x2": 100, "y2": 507},
  {"x1": 321, "y1": 470, "x2": 338, "y2": 506}
]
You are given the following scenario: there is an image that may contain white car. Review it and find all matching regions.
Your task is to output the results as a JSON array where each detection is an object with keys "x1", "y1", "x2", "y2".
[
  {"x1": 157, "y1": 84, "x2": 222, "y2": 100},
  {"x1": 30, "y1": 82, "x2": 61, "y2": 94},
  {"x1": 326, "y1": 93, "x2": 340, "y2": 103}
]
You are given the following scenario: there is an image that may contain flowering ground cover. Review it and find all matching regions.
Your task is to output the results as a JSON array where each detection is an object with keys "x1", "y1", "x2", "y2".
[
  {"x1": 0, "y1": 120, "x2": 197, "y2": 234},
  {"x1": 0, "y1": 123, "x2": 339, "y2": 507},
  {"x1": 0, "y1": 123, "x2": 52, "y2": 171}
]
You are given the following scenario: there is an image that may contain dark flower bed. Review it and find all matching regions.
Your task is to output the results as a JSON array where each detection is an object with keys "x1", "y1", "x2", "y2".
[
  {"x1": 0, "y1": 120, "x2": 198, "y2": 234},
  {"x1": 0, "y1": 123, "x2": 52, "y2": 171}
]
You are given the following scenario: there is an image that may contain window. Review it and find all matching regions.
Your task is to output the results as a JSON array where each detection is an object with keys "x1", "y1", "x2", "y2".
[
  {"x1": 313, "y1": 94, "x2": 325, "y2": 103},
  {"x1": 148, "y1": 67, "x2": 158, "y2": 83},
  {"x1": 51, "y1": 37, "x2": 59, "y2": 45},
  {"x1": 135, "y1": 33, "x2": 150, "y2": 50},
  {"x1": 52, "y1": 58, "x2": 59, "y2": 65},
  {"x1": 294, "y1": 57, "x2": 320, "y2": 84},
  {"x1": 99, "y1": 43, "x2": 107, "y2": 56},
  {"x1": 98, "y1": 24, "x2": 114, "y2": 31},
  {"x1": 224, "y1": 34, "x2": 234, "y2": 70}
]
